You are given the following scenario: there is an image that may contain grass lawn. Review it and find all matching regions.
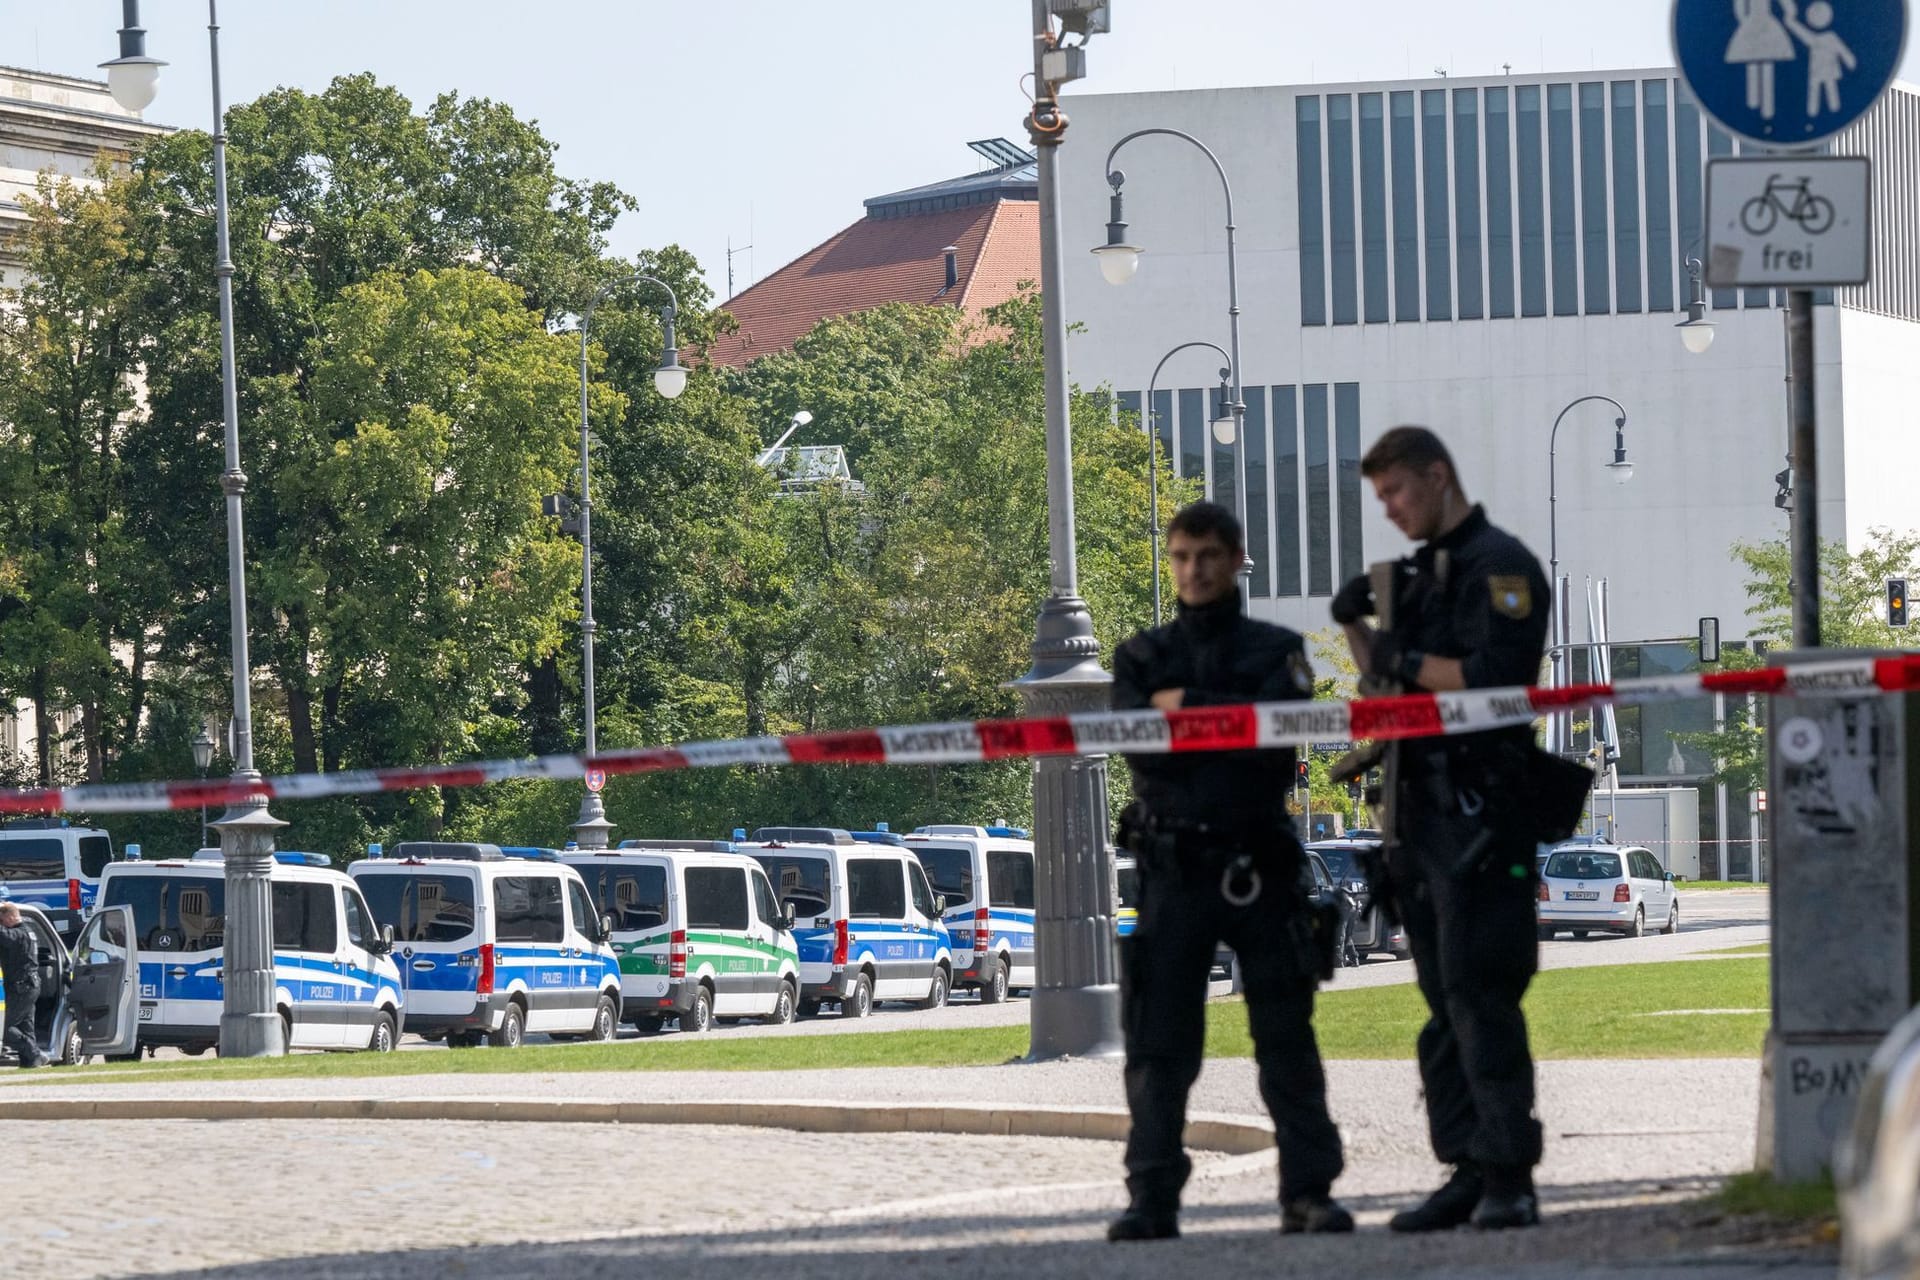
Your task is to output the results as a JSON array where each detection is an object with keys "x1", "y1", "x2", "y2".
[
  {"x1": 1710, "y1": 943, "x2": 1771, "y2": 956},
  {"x1": 38, "y1": 957, "x2": 1769, "y2": 1086},
  {"x1": 1718, "y1": 1170, "x2": 1838, "y2": 1223}
]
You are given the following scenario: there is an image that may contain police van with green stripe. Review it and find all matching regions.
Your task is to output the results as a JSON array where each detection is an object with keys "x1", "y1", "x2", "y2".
[{"x1": 563, "y1": 846, "x2": 800, "y2": 1034}]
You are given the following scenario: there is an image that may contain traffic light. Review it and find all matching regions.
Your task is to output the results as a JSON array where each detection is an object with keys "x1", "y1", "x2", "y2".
[
  {"x1": 1296, "y1": 759, "x2": 1309, "y2": 786},
  {"x1": 1890, "y1": 578, "x2": 1909, "y2": 628}
]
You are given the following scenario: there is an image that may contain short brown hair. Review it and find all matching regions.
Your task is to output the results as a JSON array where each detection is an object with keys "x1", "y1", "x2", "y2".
[
  {"x1": 1166, "y1": 500, "x2": 1243, "y2": 552},
  {"x1": 1361, "y1": 425, "x2": 1459, "y2": 487}
]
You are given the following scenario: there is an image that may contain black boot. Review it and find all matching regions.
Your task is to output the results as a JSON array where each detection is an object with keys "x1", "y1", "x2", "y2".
[
  {"x1": 1470, "y1": 1164, "x2": 1540, "y2": 1230},
  {"x1": 1389, "y1": 1163, "x2": 1483, "y2": 1232},
  {"x1": 1280, "y1": 1193, "x2": 1355, "y2": 1234},
  {"x1": 1107, "y1": 1206, "x2": 1179, "y2": 1242}
]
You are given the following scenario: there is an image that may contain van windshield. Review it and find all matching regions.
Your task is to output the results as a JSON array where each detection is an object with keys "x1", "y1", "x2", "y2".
[
  {"x1": 1544, "y1": 850, "x2": 1623, "y2": 881},
  {"x1": 100, "y1": 872, "x2": 226, "y2": 950},
  {"x1": 1115, "y1": 864, "x2": 1139, "y2": 910},
  {"x1": 576, "y1": 863, "x2": 668, "y2": 932},
  {"x1": 0, "y1": 838, "x2": 64, "y2": 882},
  {"x1": 751, "y1": 853, "x2": 832, "y2": 919},
  {"x1": 912, "y1": 845, "x2": 974, "y2": 904},
  {"x1": 357, "y1": 873, "x2": 478, "y2": 942}
]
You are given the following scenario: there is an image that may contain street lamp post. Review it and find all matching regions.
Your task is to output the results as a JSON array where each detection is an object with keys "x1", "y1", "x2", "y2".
[
  {"x1": 1676, "y1": 258, "x2": 1716, "y2": 354},
  {"x1": 105, "y1": 0, "x2": 286, "y2": 1057},
  {"x1": 1143, "y1": 341, "x2": 1233, "y2": 626},
  {"x1": 564, "y1": 272, "x2": 688, "y2": 849},
  {"x1": 1546, "y1": 395, "x2": 1634, "y2": 756},
  {"x1": 190, "y1": 728, "x2": 215, "y2": 847},
  {"x1": 1014, "y1": 0, "x2": 1122, "y2": 1063},
  {"x1": 1093, "y1": 128, "x2": 1252, "y2": 611}
]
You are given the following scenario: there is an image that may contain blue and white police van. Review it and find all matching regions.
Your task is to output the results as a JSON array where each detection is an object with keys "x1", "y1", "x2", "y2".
[
  {"x1": 350, "y1": 842, "x2": 622, "y2": 1048},
  {"x1": 741, "y1": 828, "x2": 953, "y2": 1018},
  {"x1": 94, "y1": 851, "x2": 405, "y2": 1054},
  {"x1": 0, "y1": 820, "x2": 120, "y2": 942},
  {"x1": 904, "y1": 825, "x2": 1036, "y2": 1003}
]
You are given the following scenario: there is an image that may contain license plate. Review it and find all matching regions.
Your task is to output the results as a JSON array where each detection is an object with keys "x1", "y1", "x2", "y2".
[
  {"x1": 1565, "y1": 890, "x2": 1599, "y2": 901},
  {"x1": 138, "y1": 1004, "x2": 155, "y2": 1020}
]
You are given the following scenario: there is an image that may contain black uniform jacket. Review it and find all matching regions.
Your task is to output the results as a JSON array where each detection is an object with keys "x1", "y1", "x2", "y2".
[
  {"x1": 0, "y1": 919, "x2": 40, "y2": 997},
  {"x1": 1111, "y1": 591, "x2": 1316, "y2": 836},
  {"x1": 1396, "y1": 505, "x2": 1551, "y2": 766}
]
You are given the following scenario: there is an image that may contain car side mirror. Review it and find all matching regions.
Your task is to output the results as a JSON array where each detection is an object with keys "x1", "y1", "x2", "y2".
[
  {"x1": 371, "y1": 924, "x2": 395, "y2": 956},
  {"x1": 933, "y1": 894, "x2": 947, "y2": 916},
  {"x1": 1663, "y1": 872, "x2": 1675, "y2": 882},
  {"x1": 778, "y1": 903, "x2": 795, "y2": 932},
  {"x1": 598, "y1": 914, "x2": 614, "y2": 944}
]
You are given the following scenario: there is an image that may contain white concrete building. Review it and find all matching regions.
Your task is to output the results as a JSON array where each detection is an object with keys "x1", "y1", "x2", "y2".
[{"x1": 1060, "y1": 69, "x2": 1920, "y2": 875}]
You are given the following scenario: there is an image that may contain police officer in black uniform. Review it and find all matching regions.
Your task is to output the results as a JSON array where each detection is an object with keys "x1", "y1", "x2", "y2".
[
  {"x1": 1333, "y1": 426, "x2": 1551, "y2": 1230},
  {"x1": 0, "y1": 901, "x2": 48, "y2": 1068},
  {"x1": 1108, "y1": 500, "x2": 1351, "y2": 1242}
]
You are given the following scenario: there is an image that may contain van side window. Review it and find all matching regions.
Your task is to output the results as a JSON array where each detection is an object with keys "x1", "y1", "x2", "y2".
[
  {"x1": 78, "y1": 835, "x2": 114, "y2": 878},
  {"x1": 906, "y1": 860, "x2": 937, "y2": 917},
  {"x1": 342, "y1": 889, "x2": 374, "y2": 949},
  {"x1": 686, "y1": 867, "x2": 749, "y2": 930},
  {"x1": 986, "y1": 851, "x2": 1036, "y2": 909},
  {"x1": 496, "y1": 875, "x2": 564, "y2": 944},
  {"x1": 751, "y1": 871, "x2": 781, "y2": 927},
  {"x1": 848, "y1": 859, "x2": 906, "y2": 918},
  {"x1": 272, "y1": 881, "x2": 338, "y2": 953},
  {"x1": 566, "y1": 880, "x2": 598, "y2": 938}
]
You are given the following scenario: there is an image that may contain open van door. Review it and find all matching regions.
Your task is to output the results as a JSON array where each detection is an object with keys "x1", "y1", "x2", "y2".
[{"x1": 62, "y1": 904, "x2": 138, "y2": 1057}]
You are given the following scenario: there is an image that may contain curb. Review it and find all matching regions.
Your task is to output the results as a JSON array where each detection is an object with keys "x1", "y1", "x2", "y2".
[{"x1": 0, "y1": 1095, "x2": 1276, "y2": 1155}]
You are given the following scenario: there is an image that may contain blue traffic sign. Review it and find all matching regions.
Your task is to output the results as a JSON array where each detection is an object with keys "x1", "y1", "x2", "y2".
[{"x1": 1673, "y1": 0, "x2": 1907, "y2": 146}]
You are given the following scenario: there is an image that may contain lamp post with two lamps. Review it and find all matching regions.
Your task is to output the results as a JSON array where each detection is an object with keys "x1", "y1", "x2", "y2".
[
  {"x1": 103, "y1": 0, "x2": 286, "y2": 1057},
  {"x1": 1142, "y1": 342, "x2": 1234, "y2": 626},
  {"x1": 1546, "y1": 395, "x2": 1634, "y2": 756},
  {"x1": 547, "y1": 272, "x2": 689, "y2": 849},
  {"x1": 1092, "y1": 128, "x2": 1252, "y2": 611}
]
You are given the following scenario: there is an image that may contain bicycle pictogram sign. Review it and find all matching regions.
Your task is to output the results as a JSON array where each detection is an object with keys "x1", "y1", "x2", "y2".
[{"x1": 1740, "y1": 174, "x2": 1836, "y2": 236}]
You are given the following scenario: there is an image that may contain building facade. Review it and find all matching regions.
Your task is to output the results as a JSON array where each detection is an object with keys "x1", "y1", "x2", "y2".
[{"x1": 1061, "y1": 70, "x2": 1920, "y2": 875}]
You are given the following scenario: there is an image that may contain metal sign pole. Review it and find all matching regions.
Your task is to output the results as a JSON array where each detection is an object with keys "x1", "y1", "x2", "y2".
[{"x1": 1787, "y1": 288, "x2": 1820, "y2": 647}]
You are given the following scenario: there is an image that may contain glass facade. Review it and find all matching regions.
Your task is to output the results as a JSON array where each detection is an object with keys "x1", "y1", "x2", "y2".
[
  {"x1": 1334, "y1": 383, "x2": 1363, "y2": 581},
  {"x1": 1676, "y1": 81, "x2": 1704, "y2": 310},
  {"x1": 1706, "y1": 125, "x2": 1737, "y2": 310},
  {"x1": 1422, "y1": 89, "x2": 1451, "y2": 320},
  {"x1": 1303, "y1": 383, "x2": 1332, "y2": 595},
  {"x1": 1328, "y1": 94, "x2": 1358, "y2": 325},
  {"x1": 1517, "y1": 85, "x2": 1547, "y2": 317},
  {"x1": 1548, "y1": 83, "x2": 1577, "y2": 315},
  {"x1": 1359, "y1": 93, "x2": 1389, "y2": 323},
  {"x1": 1391, "y1": 91, "x2": 1419, "y2": 320},
  {"x1": 1453, "y1": 89, "x2": 1483, "y2": 320},
  {"x1": 1610, "y1": 81, "x2": 1641, "y2": 313},
  {"x1": 1151, "y1": 389, "x2": 1174, "y2": 477},
  {"x1": 1178, "y1": 388, "x2": 1205, "y2": 484},
  {"x1": 1486, "y1": 86, "x2": 1515, "y2": 319},
  {"x1": 1579, "y1": 82, "x2": 1609, "y2": 315},
  {"x1": 1210, "y1": 384, "x2": 1236, "y2": 518},
  {"x1": 1245, "y1": 387, "x2": 1271, "y2": 597},
  {"x1": 1643, "y1": 80, "x2": 1674, "y2": 312},
  {"x1": 1297, "y1": 96, "x2": 1326, "y2": 326},
  {"x1": 1272, "y1": 385, "x2": 1301, "y2": 598}
]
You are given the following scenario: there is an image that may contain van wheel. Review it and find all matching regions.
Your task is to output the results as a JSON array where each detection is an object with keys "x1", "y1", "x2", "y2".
[
  {"x1": 1625, "y1": 906, "x2": 1645, "y2": 938},
  {"x1": 587, "y1": 995, "x2": 618, "y2": 1042},
  {"x1": 278, "y1": 1010, "x2": 294, "y2": 1054},
  {"x1": 979, "y1": 957, "x2": 1010, "y2": 1005},
  {"x1": 917, "y1": 966, "x2": 950, "y2": 1012},
  {"x1": 845, "y1": 972, "x2": 874, "y2": 1019},
  {"x1": 1663, "y1": 902, "x2": 1679, "y2": 935},
  {"x1": 631, "y1": 1014, "x2": 665, "y2": 1034},
  {"x1": 683, "y1": 985, "x2": 714, "y2": 1033},
  {"x1": 765, "y1": 980, "x2": 797, "y2": 1026},
  {"x1": 368, "y1": 1011, "x2": 397, "y2": 1053},
  {"x1": 487, "y1": 1002, "x2": 526, "y2": 1048},
  {"x1": 61, "y1": 1024, "x2": 88, "y2": 1066}
]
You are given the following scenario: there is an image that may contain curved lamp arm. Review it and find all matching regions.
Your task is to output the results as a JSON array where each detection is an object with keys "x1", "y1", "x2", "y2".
[
  {"x1": 581, "y1": 270, "x2": 686, "y2": 400},
  {"x1": 1548, "y1": 394, "x2": 1631, "y2": 577}
]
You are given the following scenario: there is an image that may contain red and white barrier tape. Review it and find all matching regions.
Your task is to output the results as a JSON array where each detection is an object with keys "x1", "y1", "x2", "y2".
[{"x1": 7, "y1": 654, "x2": 1918, "y2": 817}]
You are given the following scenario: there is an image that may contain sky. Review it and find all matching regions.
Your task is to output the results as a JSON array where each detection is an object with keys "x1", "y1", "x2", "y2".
[{"x1": 5, "y1": 2, "x2": 1917, "y2": 302}]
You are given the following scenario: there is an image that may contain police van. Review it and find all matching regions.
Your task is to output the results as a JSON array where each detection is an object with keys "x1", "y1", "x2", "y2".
[
  {"x1": 562, "y1": 847, "x2": 800, "y2": 1033},
  {"x1": 0, "y1": 820, "x2": 120, "y2": 942},
  {"x1": 904, "y1": 825, "x2": 1036, "y2": 1003},
  {"x1": 350, "y1": 842, "x2": 622, "y2": 1048},
  {"x1": 94, "y1": 852, "x2": 405, "y2": 1054},
  {"x1": 742, "y1": 828, "x2": 953, "y2": 1018}
]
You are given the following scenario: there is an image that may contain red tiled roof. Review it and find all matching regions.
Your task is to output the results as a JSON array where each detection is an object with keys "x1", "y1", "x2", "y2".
[{"x1": 706, "y1": 199, "x2": 1040, "y2": 367}]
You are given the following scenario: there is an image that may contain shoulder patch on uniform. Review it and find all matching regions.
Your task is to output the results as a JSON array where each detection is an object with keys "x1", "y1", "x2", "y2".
[
  {"x1": 1488, "y1": 574, "x2": 1532, "y2": 620},
  {"x1": 1287, "y1": 647, "x2": 1315, "y2": 694}
]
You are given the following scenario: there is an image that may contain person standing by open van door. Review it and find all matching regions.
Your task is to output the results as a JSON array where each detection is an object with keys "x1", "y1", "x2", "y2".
[{"x1": 0, "y1": 902, "x2": 48, "y2": 1068}]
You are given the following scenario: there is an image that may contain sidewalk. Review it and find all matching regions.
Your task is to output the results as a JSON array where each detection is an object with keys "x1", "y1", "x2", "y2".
[{"x1": 0, "y1": 1054, "x2": 1834, "y2": 1278}]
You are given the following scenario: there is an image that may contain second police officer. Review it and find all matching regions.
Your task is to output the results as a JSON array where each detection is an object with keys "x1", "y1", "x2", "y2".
[{"x1": 1109, "y1": 500, "x2": 1351, "y2": 1243}]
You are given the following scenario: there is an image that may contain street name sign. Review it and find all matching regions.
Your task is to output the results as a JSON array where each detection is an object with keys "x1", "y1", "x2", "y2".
[
  {"x1": 1705, "y1": 155, "x2": 1869, "y2": 287},
  {"x1": 1673, "y1": 0, "x2": 1907, "y2": 146}
]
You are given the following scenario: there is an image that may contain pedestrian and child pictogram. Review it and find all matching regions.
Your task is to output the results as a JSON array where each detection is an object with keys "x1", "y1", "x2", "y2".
[{"x1": 1674, "y1": 0, "x2": 1907, "y2": 145}]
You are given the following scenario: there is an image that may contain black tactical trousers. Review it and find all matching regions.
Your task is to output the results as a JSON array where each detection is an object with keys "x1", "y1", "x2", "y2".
[
  {"x1": 3, "y1": 985, "x2": 42, "y2": 1066},
  {"x1": 1122, "y1": 855, "x2": 1343, "y2": 1211},
  {"x1": 1396, "y1": 804, "x2": 1544, "y2": 1170}
]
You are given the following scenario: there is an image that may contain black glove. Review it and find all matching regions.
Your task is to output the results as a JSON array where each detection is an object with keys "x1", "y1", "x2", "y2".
[
  {"x1": 1330, "y1": 573, "x2": 1374, "y2": 625},
  {"x1": 1368, "y1": 631, "x2": 1426, "y2": 688}
]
